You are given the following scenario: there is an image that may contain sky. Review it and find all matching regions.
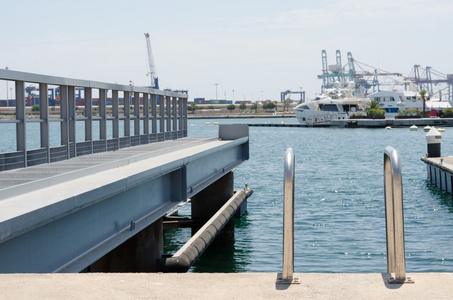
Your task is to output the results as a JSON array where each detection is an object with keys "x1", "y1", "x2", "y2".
[{"x1": 1, "y1": 0, "x2": 453, "y2": 101}]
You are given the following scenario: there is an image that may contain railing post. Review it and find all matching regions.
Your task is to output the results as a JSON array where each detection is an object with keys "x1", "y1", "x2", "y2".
[
  {"x1": 277, "y1": 147, "x2": 300, "y2": 284},
  {"x1": 112, "y1": 90, "x2": 119, "y2": 149},
  {"x1": 16, "y1": 80, "x2": 26, "y2": 166},
  {"x1": 39, "y1": 83, "x2": 50, "y2": 163},
  {"x1": 384, "y1": 146, "x2": 414, "y2": 284}
]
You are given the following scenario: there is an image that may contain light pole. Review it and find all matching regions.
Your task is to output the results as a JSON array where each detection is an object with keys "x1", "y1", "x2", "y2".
[
  {"x1": 129, "y1": 80, "x2": 134, "y2": 105},
  {"x1": 232, "y1": 90, "x2": 235, "y2": 102},
  {"x1": 214, "y1": 83, "x2": 219, "y2": 101},
  {"x1": 261, "y1": 90, "x2": 263, "y2": 101},
  {"x1": 5, "y1": 67, "x2": 8, "y2": 107}
]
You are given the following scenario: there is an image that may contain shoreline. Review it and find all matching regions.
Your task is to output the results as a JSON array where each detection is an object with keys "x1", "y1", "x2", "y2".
[{"x1": 187, "y1": 114, "x2": 295, "y2": 119}]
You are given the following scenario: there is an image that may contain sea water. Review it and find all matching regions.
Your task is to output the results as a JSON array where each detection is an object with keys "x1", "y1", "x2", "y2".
[
  {"x1": 167, "y1": 117, "x2": 453, "y2": 273},
  {"x1": 1, "y1": 117, "x2": 452, "y2": 273}
]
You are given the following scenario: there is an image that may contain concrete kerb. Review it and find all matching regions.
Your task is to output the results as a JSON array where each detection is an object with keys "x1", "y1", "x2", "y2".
[{"x1": 1, "y1": 273, "x2": 452, "y2": 300}]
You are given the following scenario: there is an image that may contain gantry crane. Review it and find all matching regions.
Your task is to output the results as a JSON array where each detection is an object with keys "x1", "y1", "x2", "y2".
[
  {"x1": 407, "y1": 65, "x2": 453, "y2": 101},
  {"x1": 144, "y1": 33, "x2": 159, "y2": 89},
  {"x1": 318, "y1": 50, "x2": 403, "y2": 96}
]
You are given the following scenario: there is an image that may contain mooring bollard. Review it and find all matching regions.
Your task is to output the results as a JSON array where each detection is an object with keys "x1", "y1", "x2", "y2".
[
  {"x1": 426, "y1": 127, "x2": 442, "y2": 158},
  {"x1": 277, "y1": 147, "x2": 300, "y2": 284}
]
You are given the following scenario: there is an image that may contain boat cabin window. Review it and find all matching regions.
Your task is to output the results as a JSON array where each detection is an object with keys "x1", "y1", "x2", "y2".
[
  {"x1": 319, "y1": 104, "x2": 339, "y2": 111},
  {"x1": 343, "y1": 104, "x2": 358, "y2": 112},
  {"x1": 301, "y1": 105, "x2": 309, "y2": 110}
]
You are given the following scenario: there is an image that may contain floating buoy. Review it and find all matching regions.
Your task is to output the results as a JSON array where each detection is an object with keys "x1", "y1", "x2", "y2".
[
  {"x1": 424, "y1": 125, "x2": 431, "y2": 132},
  {"x1": 385, "y1": 126, "x2": 392, "y2": 130},
  {"x1": 410, "y1": 125, "x2": 418, "y2": 131},
  {"x1": 281, "y1": 121, "x2": 286, "y2": 124},
  {"x1": 214, "y1": 121, "x2": 219, "y2": 125},
  {"x1": 205, "y1": 122, "x2": 210, "y2": 125},
  {"x1": 438, "y1": 127, "x2": 445, "y2": 132}
]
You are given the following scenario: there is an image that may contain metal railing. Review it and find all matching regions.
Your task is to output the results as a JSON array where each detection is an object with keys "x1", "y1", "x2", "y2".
[
  {"x1": 277, "y1": 147, "x2": 300, "y2": 284},
  {"x1": 384, "y1": 146, "x2": 414, "y2": 284},
  {"x1": 0, "y1": 69, "x2": 188, "y2": 171}
]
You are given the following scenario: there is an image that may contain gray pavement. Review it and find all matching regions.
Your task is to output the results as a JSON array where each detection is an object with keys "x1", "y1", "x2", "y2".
[{"x1": 1, "y1": 273, "x2": 452, "y2": 299}]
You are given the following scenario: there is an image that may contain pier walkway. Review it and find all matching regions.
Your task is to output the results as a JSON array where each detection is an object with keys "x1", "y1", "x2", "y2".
[
  {"x1": 1, "y1": 273, "x2": 452, "y2": 299},
  {"x1": 0, "y1": 69, "x2": 250, "y2": 273}
]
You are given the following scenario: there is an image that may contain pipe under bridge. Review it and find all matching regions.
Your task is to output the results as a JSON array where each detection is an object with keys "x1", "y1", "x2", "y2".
[{"x1": 0, "y1": 69, "x2": 250, "y2": 273}]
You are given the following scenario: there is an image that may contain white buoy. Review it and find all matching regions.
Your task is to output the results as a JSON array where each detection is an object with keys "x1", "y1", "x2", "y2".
[
  {"x1": 410, "y1": 125, "x2": 418, "y2": 131},
  {"x1": 205, "y1": 122, "x2": 210, "y2": 125},
  {"x1": 438, "y1": 127, "x2": 445, "y2": 132},
  {"x1": 214, "y1": 121, "x2": 219, "y2": 125},
  {"x1": 424, "y1": 125, "x2": 431, "y2": 132},
  {"x1": 385, "y1": 126, "x2": 392, "y2": 130}
]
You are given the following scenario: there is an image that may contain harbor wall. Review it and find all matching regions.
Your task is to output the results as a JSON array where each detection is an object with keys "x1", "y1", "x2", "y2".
[
  {"x1": 331, "y1": 118, "x2": 453, "y2": 128},
  {"x1": 421, "y1": 157, "x2": 453, "y2": 195}
]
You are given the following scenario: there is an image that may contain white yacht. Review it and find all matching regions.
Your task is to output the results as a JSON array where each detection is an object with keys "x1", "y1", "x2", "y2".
[
  {"x1": 294, "y1": 81, "x2": 370, "y2": 124},
  {"x1": 367, "y1": 81, "x2": 451, "y2": 118}
]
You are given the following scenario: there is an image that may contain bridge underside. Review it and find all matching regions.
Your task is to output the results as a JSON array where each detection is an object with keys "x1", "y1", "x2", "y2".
[{"x1": 0, "y1": 124, "x2": 249, "y2": 273}]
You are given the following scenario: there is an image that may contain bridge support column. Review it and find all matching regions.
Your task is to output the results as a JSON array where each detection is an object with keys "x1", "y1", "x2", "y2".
[
  {"x1": 89, "y1": 218, "x2": 163, "y2": 272},
  {"x1": 191, "y1": 172, "x2": 235, "y2": 241}
]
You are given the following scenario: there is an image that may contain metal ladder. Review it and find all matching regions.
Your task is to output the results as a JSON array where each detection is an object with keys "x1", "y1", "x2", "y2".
[
  {"x1": 277, "y1": 147, "x2": 300, "y2": 284},
  {"x1": 276, "y1": 146, "x2": 414, "y2": 284},
  {"x1": 384, "y1": 146, "x2": 414, "y2": 284}
]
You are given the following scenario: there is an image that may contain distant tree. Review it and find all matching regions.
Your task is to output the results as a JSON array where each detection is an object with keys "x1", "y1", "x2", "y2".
[
  {"x1": 262, "y1": 102, "x2": 276, "y2": 110},
  {"x1": 188, "y1": 102, "x2": 198, "y2": 114},
  {"x1": 283, "y1": 99, "x2": 291, "y2": 112},
  {"x1": 420, "y1": 90, "x2": 430, "y2": 118},
  {"x1": 227, "y1": 104, "x2": 236, "y2": 112},
  {"x1": 366, "y1": 100, "x2": 385, "y2": 118},
  {"x1": 32, "y1": 104, "x2": 40, "y2": 112},
  {"x1": 239, "y1": 102, "x2": 247, "y2": 111},
  {"x1": 208, "y1": 105, "x2": 215, "y2": 110},
  {"x1": 251, "y1": 102, "x2": 258, "y2": 113}
]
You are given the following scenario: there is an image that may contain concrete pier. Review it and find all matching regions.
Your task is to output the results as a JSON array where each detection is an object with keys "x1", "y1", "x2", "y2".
[
  {"x1": 421, "y1": 156, "x2": 453, "y2": 194},
  {"x1": 332, "y1": 118, "x2": 453, "y2": 128},
  {"x1": 1, "y1": 273, "x2": 452, "y2": 299},
  {"x1": 247, "y1": 117, "x2": 453, "y2": 128}
]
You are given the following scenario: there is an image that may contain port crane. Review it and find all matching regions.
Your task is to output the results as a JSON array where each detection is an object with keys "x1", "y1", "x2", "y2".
[
  {"x1": 144, "y1": 33, "x2": 159, "y2": 89},
  {"x1": 280, "y1": 90, "x2": 305, "y2": 103},
  {"x1": 406, "y1": 65, "x2": 453, "y2": 101},
  {"x1": 318, "y1": 50, "x2": 403, "y2": 96}
]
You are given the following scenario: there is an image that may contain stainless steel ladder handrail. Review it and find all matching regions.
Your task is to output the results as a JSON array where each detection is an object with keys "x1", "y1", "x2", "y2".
[
  {"x1": 384, "y1": 146, "x2": 414, "y2": 284},
  {"x1": 277, "y1": 147, "x2": 300, "y2": 284}
]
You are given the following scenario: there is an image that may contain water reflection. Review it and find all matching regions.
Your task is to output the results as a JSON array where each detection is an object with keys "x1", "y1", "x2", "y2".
[
  {"x1": 190, "y1": 216, "x2": 252, "y2": 273},
  {"x1": 425, "y1": 181, "x2": 453, "y2": 213}
]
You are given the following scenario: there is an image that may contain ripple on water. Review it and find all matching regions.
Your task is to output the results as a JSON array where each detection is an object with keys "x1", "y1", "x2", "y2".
[{"x1": 183, "y1": 120, "x2": 453, "y2": 272}]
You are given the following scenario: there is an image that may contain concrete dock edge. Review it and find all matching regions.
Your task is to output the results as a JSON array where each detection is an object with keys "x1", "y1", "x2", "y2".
[{"x1": 1, "y1": 273, "x2": 452, "y2": 300}]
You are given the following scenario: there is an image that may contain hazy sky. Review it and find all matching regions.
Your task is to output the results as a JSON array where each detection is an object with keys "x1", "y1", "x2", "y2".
[{"x1": 1, "y1": 0, "x2": 452, "y2": 101}]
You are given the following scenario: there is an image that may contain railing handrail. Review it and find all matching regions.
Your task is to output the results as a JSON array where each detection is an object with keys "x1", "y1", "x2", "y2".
[
  {"x1": 0, "y1": 69, "x2": 188, "y2": 171},
  {"x1": 277, "y1": 147, "x2": 300, "y2": 284},
  {"x1": 383, "y1": 146, "x2": 413, "y2": 284},
  {"x1": 0, "y1": 69, "x2": 184, "y2": 97}
]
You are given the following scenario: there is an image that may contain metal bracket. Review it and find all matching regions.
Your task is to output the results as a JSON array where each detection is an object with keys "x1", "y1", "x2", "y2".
[
  {"x1": 388, "y1": 276, "x2": 414, "y2": 284},
  {"x1": 276, "y1": 273, "x2": 301, "y2": 284}
]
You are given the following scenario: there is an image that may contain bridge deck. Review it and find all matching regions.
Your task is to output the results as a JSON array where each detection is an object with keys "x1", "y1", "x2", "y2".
[
  {"x1": 0, "y1": 137, "x2": 213, "y2": 192},
  {"x1": 0, "y1": 124, "x2": 249, "y2": 272}
]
